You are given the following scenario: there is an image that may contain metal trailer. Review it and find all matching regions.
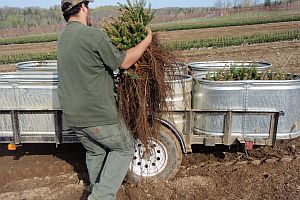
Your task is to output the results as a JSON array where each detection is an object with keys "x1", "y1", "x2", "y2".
[{"x1": 0, "y1": 60, "x2": 299, "y2": 181}]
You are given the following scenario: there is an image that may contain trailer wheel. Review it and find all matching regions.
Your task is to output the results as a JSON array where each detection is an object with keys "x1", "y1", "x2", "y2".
[{"x1": 128, "y1": 126, "x2": 183, "y2": 181}]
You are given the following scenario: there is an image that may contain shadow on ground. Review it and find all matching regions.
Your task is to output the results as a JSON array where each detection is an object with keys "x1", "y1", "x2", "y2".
[{"x1": 0, "y1": 143, "x2": 89, "y2": 199}]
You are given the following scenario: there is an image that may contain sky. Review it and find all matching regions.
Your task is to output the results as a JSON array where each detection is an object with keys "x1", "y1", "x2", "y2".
[{"x1": 0, "y1": 0, "x2": 216, "y2": 9}]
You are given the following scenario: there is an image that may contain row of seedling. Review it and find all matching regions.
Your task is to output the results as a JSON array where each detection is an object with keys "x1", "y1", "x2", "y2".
[
  {"x1": 164, "y1": 29, "x2": 300, "y2": 50},
  {"x1": 205, "y1": 65, "x2": 299, "y2": 81},
  {"x1": 151, "y1": 13, "x2": 300, "y2": 32},
  {"x1": 0, "y1": 52, "x2": 56, "y2": 64},
  {"x1": 0, "y1": 34, "x2": 58, "y2": 46}
]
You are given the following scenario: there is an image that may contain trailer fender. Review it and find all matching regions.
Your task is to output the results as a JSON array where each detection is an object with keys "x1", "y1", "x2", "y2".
[{"x1": 155, "y1": 117, "x2": 187, "y2": 154}]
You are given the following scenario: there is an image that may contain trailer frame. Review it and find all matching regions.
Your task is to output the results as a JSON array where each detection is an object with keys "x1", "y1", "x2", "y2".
[{"x1": 0, "y1": 109, "x2": 284, "y2": 153}]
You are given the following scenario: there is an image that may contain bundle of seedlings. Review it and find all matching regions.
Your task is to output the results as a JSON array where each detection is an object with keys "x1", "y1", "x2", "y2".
[
  {"x1": 205, "y1": 65, "x2": 299, "y2": 81},
  {"x1": 103, "y1": 0, "x2": 177, "y2": 146}
]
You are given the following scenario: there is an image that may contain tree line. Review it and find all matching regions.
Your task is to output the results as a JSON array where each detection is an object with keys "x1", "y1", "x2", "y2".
[
  {"x1": 0, "y1": 6, "x2": 215, "y2": 29},
  {"x1": 215, "y1": 0, "x2": 299, "y2": 9},
  {"x1": 0, "y1": 6, "x2": 64, "y2": 29}
]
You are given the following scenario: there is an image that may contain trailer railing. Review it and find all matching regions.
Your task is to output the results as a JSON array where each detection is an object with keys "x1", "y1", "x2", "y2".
[
  {"x1": 169, "y1": 109, "x2": 284, "y2": 151},
  {"x1": 0, "y1": 109, "x2": 284, "y2": 150},
  {"x1": 0, "y1": 109, "x2": 63, "y2": 145}
]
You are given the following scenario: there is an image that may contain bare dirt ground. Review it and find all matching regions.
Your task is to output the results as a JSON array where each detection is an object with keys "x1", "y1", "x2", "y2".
[
  {"x1": 0, "y1": 137, "x2": 299, "y2": 200},
  {"x1": 0, "y1": 64, "x2": 15, "y2": 72},
  {"x1": 178, "y1": 40, "x2": 300, "y2": 73},
  {"x1": 0, "y1": 42, "x2": 57, "y2": 56}
]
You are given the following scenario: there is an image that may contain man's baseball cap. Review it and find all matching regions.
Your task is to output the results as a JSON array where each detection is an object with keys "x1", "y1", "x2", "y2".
[{"x1": 61, "y1": 0, "x2": 94, "y2": 12}]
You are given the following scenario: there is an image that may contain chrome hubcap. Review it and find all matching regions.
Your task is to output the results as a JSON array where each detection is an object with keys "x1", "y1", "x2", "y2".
[{"x1": 130, "y1": 139, "x2": 168, "y2": 177}]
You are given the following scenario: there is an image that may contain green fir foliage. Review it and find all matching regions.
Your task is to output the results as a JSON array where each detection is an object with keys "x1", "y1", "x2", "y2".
[
  {"x1": 205, "y1": 65, "x2": 298, "y2": 81},
  {"x1": 151, "y1": 14, "x2": 300, "y2": 32},
  {"x1": 103, "y1": 0, "x2": 154, "y2": 50}
]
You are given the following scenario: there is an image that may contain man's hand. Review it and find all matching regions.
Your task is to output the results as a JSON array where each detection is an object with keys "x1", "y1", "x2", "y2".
[
  {"x1": 145, "y1": 27, "x2": 152, "y2": 38},
  {"x1": 121, "y1": 27, "x2": 153, "y2": 69}
]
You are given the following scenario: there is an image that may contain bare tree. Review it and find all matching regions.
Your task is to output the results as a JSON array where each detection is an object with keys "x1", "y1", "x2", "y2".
[
  {"x1": 264, "y1": 0, "x2": 271, "y2": 6},
  {"x1": 233, "y1": 0, "x2": 242, "y2": 7},
  {"x1": 241, "y1": 0, "x2": 255, "y2": 7},
  {"x1": 226, "y1": 0, "x2": 233, "y2": 8},
  {"x1": 214, "y1": 0, "x2": 225, "y2": 9},
  {"x1": 253, "y1": 0, "x2": 260, "y2": 5}
]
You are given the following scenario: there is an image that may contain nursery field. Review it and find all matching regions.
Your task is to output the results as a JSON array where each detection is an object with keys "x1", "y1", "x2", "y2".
[
  {"x1": 0, "y1": 21, "x2": 299, "y2": 65},
  {"x1": 158, "y1": 21, "x2": 300, "y2": 42},
  {"x1": 0, "y1": 8, "x2": 300, "y2": 200}
]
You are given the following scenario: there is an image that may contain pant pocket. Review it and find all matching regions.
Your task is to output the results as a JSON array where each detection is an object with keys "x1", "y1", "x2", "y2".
[
  {"x1": 118, "y1": 122, "x2": 134, "y2": 151},
  {"x1": 82, "y1": 123, "x2": 129, "y2": 152}
]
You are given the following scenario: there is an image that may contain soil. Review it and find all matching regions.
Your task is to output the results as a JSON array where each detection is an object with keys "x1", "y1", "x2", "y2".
[
  {"x1": 0, "y1": 24, "x2": 300, "y2": 199},
  {"x1": 0, "y1": 42, "x2": 57, "y2": 56},
  {"x1": 0, "y1": 64, "x2": 15, "y2": 72},
  {"x1": 178, "y1": 40, "x2": 300, "y2": 73},
  {"x1": 0, "y1": 137, "x2": 299, "y2": 200}
]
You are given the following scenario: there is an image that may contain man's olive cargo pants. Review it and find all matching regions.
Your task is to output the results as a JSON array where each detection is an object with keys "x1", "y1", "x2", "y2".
[{"x1": 73, "y1": 121, "x2": 134, "y2": 200}]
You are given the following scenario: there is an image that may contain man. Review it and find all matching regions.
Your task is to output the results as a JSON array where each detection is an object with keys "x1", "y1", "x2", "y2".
[{"x1": 57, "y1": 0, "x2": 152, "y2": 199}]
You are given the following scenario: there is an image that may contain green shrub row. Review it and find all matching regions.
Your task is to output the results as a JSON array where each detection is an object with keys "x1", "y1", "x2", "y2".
[
  {"x1": 0, "y1": 34, "x2": 58, "y2": 45},
  {"x1": 164, "y1": 29, "x2": 300, "y2": 50},
  {"x1": 151, "y1": 14, "x2": 300, "y2": 32},
  {"x1": 0, "y1": 52, "x2": 56, "y2": 64},
  {"x1": 205, "y1": 65, "x2": 298, "y2": 81}
]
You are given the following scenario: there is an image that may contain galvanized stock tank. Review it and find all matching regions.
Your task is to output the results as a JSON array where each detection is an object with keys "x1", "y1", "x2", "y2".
[
  {"x1": 192, "y1": 75, "x2": 300, "y2": 141},
  {"x1": 188, "y1": 61, "x2": 272, "y2": 75},
  {"x1": 16, "y1": 60, "x2": 57, "y2": 72},
  {"x1": 171, "y1": 62, "x2": 189, "y2": 75},
  {"x1": 165, "y1": 75, "x2": 193, "y2": 134},
  {"x1": 0, "y1": 72, "x2": 62, "y2": 142}
]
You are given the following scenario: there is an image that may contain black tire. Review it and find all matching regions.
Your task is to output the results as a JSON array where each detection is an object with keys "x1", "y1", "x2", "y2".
[{"x1": 128, "y1": 126, "x2": 183, "y2": 181}]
